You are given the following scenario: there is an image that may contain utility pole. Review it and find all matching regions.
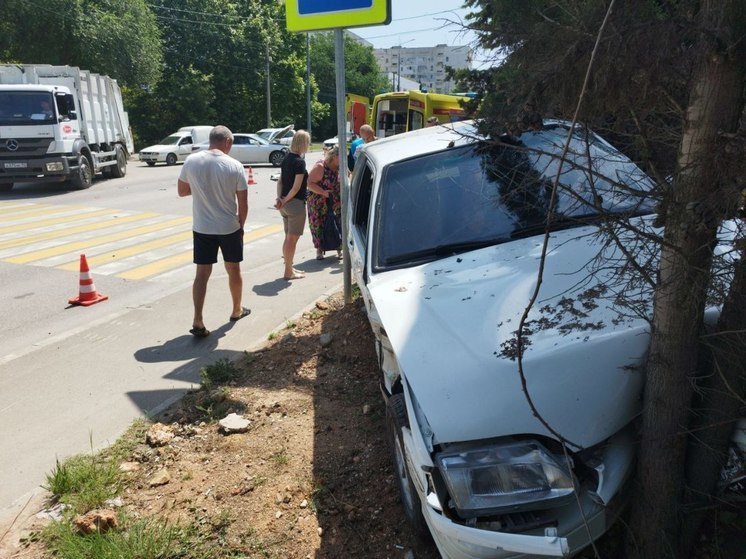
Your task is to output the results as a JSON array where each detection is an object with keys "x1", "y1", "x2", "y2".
[
  {"x1": 306, "y1": 33, "x2": 312, "y2": 136},
  {"x1": 266, "y1": 43, "x2": 272, "y2": 127}
]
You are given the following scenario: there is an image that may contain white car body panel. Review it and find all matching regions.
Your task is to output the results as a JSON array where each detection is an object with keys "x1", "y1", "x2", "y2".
[
  {"x1": 190, "y1": 133, "x2": 287, "y2": 166},
  {"x1": 367, "y1": 228, "x2": 649, "y2": 448}
]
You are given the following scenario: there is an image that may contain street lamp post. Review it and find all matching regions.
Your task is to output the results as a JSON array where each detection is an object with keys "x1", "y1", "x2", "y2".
[{"x1": 395, "y1": 39, "x2": 415, "y2": 92}]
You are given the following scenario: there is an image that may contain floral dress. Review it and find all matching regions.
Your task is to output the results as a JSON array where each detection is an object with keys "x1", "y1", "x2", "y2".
[{"x1": 306, "y1": 160, "x2": 341, "y2": 251}]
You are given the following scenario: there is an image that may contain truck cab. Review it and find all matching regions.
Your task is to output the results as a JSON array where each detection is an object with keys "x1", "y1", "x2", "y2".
[{"x1": 0, "y1": 65, "x2": 133, "y2": 192}]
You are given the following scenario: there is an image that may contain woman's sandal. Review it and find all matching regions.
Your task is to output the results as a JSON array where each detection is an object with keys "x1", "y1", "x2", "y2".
[{"x1": 316, "y1": 249, "x2": 324, "y2": 260}]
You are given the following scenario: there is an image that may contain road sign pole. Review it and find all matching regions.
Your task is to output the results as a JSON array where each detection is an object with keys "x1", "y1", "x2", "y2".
[{"x1": 335, "y1": 29, "x2": 351, "y2": 305}]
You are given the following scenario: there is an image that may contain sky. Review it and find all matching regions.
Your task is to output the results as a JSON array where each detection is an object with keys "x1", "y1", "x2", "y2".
[{"x1": 352, "y1": 1, "x2": 482, "y2": 53}]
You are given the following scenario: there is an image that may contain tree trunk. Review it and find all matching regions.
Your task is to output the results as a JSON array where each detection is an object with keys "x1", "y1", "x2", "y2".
[
  {"x1": 680, "y1": 253, "x2": 746, "y2": 557},
  {"x1": 627, "y1": 1, "x2": 745, "y2": 557}
]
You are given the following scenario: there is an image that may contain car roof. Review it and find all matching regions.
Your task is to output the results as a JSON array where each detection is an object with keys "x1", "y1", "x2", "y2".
[{"x1": 361, "y1": 120, "x2": 477, "y2": 165}]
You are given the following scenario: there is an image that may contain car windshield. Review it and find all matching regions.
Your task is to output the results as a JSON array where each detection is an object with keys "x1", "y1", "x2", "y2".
[
  {"x1": 158, "y1": 135, "x2": 182, "y2": 145},
  {"x1": 256, "y1": 130, "x2": 274, "y2": 140},
  {"x1": 247, "y1": 134, "x2": 269, "y2": 145},
  {"x1": 375, "y1": 125, "x2": 656, "y2": 268}
]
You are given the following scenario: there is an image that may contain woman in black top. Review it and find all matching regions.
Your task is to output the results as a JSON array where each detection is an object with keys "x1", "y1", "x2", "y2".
[{"x1": 275, "y1": 130, "x2": 311, "y2": 279}]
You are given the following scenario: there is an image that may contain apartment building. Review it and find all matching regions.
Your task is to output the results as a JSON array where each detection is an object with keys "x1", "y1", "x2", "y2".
[{"x1": 373, "y1": 44, "x2": 472, "y2": 93}]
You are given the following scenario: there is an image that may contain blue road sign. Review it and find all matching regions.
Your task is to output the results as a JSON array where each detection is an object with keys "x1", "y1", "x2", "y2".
[{"x1": 298, "y1": 0, "x2": 373, "y2": 15}]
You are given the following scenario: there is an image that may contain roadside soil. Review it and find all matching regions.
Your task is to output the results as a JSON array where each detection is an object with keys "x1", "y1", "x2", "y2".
[{"x1": 4, "y1": 292, "x2": 440, "y2": 559}]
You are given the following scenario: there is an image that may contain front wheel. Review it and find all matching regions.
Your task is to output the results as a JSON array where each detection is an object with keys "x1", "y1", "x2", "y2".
[
  {"x1": 146, "y1": 161, "x2": 156, "y2": 167},
  {"x1": 386, "y1": 393, "x2": 430, "y2": 538},
  {"x1": 269, "y1": 151, "x2": 285, "y2": 167},
  {"x1": 0, "y1": 183, "x2": 13, "y2": 192},
  {"x1": 165, "y1": 153, "x2": 177, "y2": 166},
  {"x1": 109, "y1": 145, "x2": 127, "y2": 178},
  {"x1": 71, "y1": 154, "x2": 93, "y2": 190}
]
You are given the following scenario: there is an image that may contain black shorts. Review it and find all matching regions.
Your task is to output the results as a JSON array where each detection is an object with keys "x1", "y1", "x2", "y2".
[{"x1": 193, "y1": 229, "x2": 244, "y2": 265}]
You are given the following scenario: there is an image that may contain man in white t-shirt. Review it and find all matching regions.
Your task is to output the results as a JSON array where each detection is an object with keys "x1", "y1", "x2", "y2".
[{"x1": 178, "y1": 125, "x2": 249, "y2": 337}]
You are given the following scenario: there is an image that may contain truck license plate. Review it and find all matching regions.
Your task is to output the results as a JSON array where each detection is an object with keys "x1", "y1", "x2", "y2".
[{"x1": 4, "y1": 162, "x2": 27, "y2": 169}]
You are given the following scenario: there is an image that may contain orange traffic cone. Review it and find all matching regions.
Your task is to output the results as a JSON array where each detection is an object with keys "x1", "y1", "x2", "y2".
[
  {"x1": 247, "y1": 166, "x2": 257, "y2": 185},
  {"x1": 69, "y1": 254, "x2": 108, "y2": 306}
]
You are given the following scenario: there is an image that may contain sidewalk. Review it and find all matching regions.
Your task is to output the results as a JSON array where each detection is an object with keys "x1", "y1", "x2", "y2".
[{"x1": 0, "y1": 243, "x2": 343, "y2": 536}]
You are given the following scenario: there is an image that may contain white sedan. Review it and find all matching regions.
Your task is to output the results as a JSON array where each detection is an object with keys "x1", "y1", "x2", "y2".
[{"x1": 191, "y1": 133, "x2": 288, "y2": 167}]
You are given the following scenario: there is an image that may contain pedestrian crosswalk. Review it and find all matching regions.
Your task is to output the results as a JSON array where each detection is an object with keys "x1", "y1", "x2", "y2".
[{"x1": 0, "y1": 201, "x2": 283, "y2": 282}]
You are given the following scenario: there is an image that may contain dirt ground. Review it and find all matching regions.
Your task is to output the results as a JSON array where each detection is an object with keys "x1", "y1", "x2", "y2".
[{"x1": 5, "y1": 293, "x2": 441, "y2": 559}]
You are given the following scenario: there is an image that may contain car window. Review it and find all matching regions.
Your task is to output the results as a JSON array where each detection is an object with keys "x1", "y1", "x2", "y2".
[
  {"x1": 373, "y1": 130, "x2": 655, "y2": 270},
  {"x1": 234, "y1": 136, "x2": 248, "y2": 145},
  {"x1": 179, "y1": 137, "x2": 192, "y2": 145},
  {"x1": 351, "y1": 157, "x2": 374, "y2": 246}
]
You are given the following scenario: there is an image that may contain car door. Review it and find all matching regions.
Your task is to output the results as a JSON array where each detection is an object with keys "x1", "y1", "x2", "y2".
[
  {"x1": 229, "y1": 135, "x2": 251, "y2": 164},
  {"x1": 244, "y1": 136, "x2": 267, "y2": 164},
  {"x1": 177, "y1": 136, "x2": 193, "y2": 161}
]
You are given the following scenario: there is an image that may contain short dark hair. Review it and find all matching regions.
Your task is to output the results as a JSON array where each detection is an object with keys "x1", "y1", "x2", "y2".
[{"x1": 209, "y1": 125, "x2": 233, "y2": 145}]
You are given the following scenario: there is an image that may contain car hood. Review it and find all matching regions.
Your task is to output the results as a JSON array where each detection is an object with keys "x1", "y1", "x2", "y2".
[
  {"x1": 268, "y1": 124, "x2": 294, "y2": 143},
  {"x1": 369, "y1": 225, "x2": 651, "y2": 449}
]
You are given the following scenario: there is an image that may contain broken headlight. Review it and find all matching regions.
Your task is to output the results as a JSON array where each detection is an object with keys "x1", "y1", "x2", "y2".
[{"x1": 435, "y1": 440, "x2": 574, "y2": 517}]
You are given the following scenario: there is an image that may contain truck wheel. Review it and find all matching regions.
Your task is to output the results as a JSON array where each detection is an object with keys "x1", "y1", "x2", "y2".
[
  {"x1": 0, "y1": 183, "x2": 13, "y2": 192},
  {"x1": 166, "y1": 153, "x2": 177, "y2": 166},
  {"x1": 71, "y1": 154, "x2": 93, "y2": 190},
  {"x1": 109, "y1": 145, "x2": 127, "y2": 178},
  {"x1": 269, "y1": 151, "x2": 285, "y2": 167},
  {"x1": 386, "y1": 393, "x2": 430, "y2": 538}
]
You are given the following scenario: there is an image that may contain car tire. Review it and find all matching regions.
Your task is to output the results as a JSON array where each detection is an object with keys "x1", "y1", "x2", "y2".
[
  {"x1": 269, "y1": 151, "x2": 285, "y2": 167},
  {"x1": 109, "y1": 145, "x2": 127, "y2": 178},
  {"x1": 146, "y1": 161, "x2": 156, "y2": 167},
  {"x1": 166, "y1": 153, "x2": 177, "y2": 166},
  {"x1": 71, "y1": 154, "x2": 93, "y2": 190},
  {"x1": 386, "y1": 393, "x2": 430, "y2": 538},
  {"x1": 0, "y1": 183, "x2": 14, "y2": 192}
]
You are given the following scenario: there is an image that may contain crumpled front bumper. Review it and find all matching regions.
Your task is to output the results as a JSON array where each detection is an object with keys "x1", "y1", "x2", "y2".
[{"x1": 418, "y1": 430, "x2": 634, "y2": 559}]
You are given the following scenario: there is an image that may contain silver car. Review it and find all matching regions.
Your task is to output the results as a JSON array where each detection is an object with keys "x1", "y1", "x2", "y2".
[{"x1": 191, "y1": 133, "x2": 287, "y2": 167}]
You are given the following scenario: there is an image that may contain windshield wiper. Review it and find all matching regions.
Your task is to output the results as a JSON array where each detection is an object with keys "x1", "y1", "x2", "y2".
[
  {"x1": 384, "y1": 238, "x2": 508, "y2": 266},
  {"x1": 433, "y1": 238, "x2": 508, "y2": 256}
]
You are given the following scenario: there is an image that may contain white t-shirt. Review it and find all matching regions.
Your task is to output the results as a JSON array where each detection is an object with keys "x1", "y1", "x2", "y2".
[{"x1": 179, "y1": 150, "x2": 248, "y2": 235}]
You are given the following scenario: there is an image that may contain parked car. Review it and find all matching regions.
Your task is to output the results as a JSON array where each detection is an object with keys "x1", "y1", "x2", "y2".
[
  {"x1": 322, "y1": 133, "x2": 353, "y2": 151},
  {"x1": 139, "y1": 131, "x2": 198, "y2": 167},
  {"x1": 256, "y1": 125, "x2": 295, "y2": 146},
  {"x1": 190, "y1": 133, "x2": 287, "y2": 167},
  {"x1": 346, "y1": 120, "x2": 690, "y2": 557}
]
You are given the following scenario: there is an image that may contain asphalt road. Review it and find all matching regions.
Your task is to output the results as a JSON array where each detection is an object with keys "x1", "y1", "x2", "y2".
[{"x1": 0, "y1": 153, "x2": 343, "y2": 524}]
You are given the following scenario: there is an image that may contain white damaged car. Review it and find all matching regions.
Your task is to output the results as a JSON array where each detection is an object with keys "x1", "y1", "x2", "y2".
[{"x1": 347, "y1": 120, "x2": 660, "y2": 557}]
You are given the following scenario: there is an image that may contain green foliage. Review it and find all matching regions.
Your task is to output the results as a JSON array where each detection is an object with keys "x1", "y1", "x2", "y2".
[
  {"x1": 460, "y1": 0, "x2": 703, "y2": 175},
  {"x1": 41, "y1": 514, "x2": 211, "y2": 559},
  {"x1": 0, "y1": 0, "x2": 162, "y2": 87},
  {"x1": 43, "y1": 454, "x2": 121, "y2": 513},
  {"x1": 1, "y1": 0, "x2": 386, "y2": 148},
  {"x1": 199, "y1": 358, "x2": 240, "y2": 390}
]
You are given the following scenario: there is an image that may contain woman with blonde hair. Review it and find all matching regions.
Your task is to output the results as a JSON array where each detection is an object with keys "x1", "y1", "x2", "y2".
[
  {"x1": 306, "y1": 145, "x2": 341, "y2": 259},
  {"x1": 275, "y1": 130, "x2": 311, "y2": 280}
]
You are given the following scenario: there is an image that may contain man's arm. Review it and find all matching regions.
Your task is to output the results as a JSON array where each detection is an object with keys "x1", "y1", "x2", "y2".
[
  {"x1": 237, "y1": 190, "x2": 248, "y2": 229},
  {"x1": 177, "y1": 179, "x2": 191, "y2": 197}
]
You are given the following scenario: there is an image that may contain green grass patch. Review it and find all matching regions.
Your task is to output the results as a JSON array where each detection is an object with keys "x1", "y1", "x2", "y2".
[
  {"x1": 199, "y1": 358, "x2": 240, "y2": 390},
  {"x1": 43, "y1": 454, "x2": 121, "y2": 514},
  {"x1": 40, "y1": 514, "x2": 215, "y2": 559}
]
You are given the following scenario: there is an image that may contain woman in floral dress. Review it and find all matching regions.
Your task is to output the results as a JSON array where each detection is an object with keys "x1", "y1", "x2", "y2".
[{"x1": 306, "y1": 146, "x2": 341, "y2": 259}]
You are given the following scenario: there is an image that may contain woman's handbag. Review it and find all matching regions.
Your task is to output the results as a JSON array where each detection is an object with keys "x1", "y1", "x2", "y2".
[{"x1": 321, "y1": 195, "x2": 342, "y2": 251}]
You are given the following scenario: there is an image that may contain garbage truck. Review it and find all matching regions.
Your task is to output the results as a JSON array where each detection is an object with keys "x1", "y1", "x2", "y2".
[{"x1": 0, "y1": 64, "x2": 134, "y2": 191}]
